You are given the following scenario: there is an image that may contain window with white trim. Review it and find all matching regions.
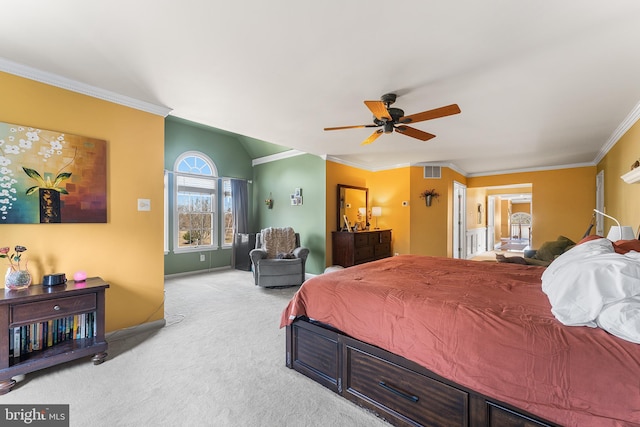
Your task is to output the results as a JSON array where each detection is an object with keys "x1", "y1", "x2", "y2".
[{"x1": 173, "y1": 152, "x2": 218, "y2": 252}]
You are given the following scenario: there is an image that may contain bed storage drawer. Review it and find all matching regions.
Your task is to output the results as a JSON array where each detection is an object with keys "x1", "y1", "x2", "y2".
[
  {"x1": 287, "y1": 320, "x2": 341, "y2": 393},
  {"x1": 344, "y1": 344, "x2": 468, "y2": 427},
  {"x1": 487, "y1": 403, "x2": 552, "y2": 427}
]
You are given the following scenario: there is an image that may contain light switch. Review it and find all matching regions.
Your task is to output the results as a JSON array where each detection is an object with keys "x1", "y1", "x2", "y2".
[{"x1": 137, "y1": 199, "x2": 151, "y2": 211}]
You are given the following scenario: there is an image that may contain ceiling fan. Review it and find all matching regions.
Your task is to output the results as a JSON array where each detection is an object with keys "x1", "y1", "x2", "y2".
[{"x1": 324, "y1": 93, "x2": 461, "y2": 145}]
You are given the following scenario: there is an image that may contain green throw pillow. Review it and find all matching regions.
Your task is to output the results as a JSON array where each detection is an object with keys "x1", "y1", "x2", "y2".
[{"x1": 534, "y1": 236, "x2": 575, "y2": 262}]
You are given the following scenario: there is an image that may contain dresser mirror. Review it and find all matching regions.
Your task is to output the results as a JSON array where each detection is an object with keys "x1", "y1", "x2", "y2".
[{"x1": 337, "y1": 184, "x2": 368, "y2": 231}]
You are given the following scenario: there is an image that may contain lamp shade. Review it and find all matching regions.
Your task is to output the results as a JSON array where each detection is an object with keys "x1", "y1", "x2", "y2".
[
  {"x1": 371, "y1": 207, "x2": 382, "y2": 217},
  {"x1": 606, "y1": 226, "x2": 635, "y2": 241}
]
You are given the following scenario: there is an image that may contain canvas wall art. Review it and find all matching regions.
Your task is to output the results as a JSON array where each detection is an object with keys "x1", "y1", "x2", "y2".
[{"x1": 0, "y1": 122, "x2": 107, "y2": 224}]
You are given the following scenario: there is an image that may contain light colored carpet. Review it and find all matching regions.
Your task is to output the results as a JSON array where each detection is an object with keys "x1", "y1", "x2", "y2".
[{"x1": 1, "y1": 269, "x2": 388, "y2": 427}]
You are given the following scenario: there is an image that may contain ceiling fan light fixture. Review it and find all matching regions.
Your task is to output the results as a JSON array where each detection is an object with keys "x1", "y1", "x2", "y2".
[{"x1": 324, "y1": 94, "x2": 461, "y2": 145}]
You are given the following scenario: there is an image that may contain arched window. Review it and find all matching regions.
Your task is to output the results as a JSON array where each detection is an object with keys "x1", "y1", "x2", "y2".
[{"x1": 173, "y1": 152, "x2": 219, "y2": 251}]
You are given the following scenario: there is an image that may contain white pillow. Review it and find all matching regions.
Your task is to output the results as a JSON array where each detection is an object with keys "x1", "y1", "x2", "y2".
[
  {"x1": 541, "y1": 237, "x2": 613, "y2": 284},
  {"x1": 541, "y1": 249, "x2": 640, "y2": 327},
  {"x1": 597, "y1": 297, "x2": 640, "y2": 344}
]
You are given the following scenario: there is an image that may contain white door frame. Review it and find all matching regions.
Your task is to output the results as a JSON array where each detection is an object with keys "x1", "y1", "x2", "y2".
[
  {"x1": 596, "y1": 170, "x2": 604, "y2": 236},
  {"x1": 453, "y1": 181, "x2": 467, "y2": 259},
  {"x1": 487, "y1": 196, "x2": 497, "y2": 250}
]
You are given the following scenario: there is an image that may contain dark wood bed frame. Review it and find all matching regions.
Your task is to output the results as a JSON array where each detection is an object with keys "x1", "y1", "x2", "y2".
[{"x1": 286, "y1": 318, "x2": 560, "y2": 427}]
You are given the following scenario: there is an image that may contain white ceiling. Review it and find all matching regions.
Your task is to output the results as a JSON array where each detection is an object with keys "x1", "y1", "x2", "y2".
[{"x1": 2, "y1": 1, "x2": 640, "y2": 175}]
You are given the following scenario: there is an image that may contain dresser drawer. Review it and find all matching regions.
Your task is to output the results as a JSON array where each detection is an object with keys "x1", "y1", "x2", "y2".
[
  {"x1": 11, "y1": 293, "x2": 97, "y2": 326},
  {"x1": 374, "y1": 243, "x2": 390, "y2": 257},
  {"x1": 345, "y1": 346, "x2": 468, "y2": 426},
  {"x1": 379, "y1": 230, "x2": 391, "y2": 244},
  {"x1": 354, "y1": 246, "x2": 373, "y2": 261},
  {"x1": 354, "y1": 233, "x2": 371, "y2": 247}
]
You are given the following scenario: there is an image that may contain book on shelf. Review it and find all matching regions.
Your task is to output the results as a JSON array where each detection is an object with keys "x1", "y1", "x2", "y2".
[{"x1": 8, "y1": 312, "x2": 97, "y2": 363}]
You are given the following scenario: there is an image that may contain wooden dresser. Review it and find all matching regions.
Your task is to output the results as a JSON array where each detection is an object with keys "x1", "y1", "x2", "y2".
[{"x1": 332, "y1": 230, "x2": 392, "y2": 267}]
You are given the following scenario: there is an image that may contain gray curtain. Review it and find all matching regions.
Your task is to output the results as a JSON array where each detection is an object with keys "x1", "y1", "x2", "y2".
[{"x1": 230, "y1": 179, "x2": 249, "y2": 268}]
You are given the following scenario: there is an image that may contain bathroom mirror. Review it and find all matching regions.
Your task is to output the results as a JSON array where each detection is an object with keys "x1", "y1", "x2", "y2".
[{"x1": 337, "y1": 184, "x2": 368, "y2": 231}]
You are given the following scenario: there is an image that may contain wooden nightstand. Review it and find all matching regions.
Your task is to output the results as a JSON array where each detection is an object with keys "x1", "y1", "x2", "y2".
[{"x1": 0, "y1": 277, "x2": 109, "y2": 394}]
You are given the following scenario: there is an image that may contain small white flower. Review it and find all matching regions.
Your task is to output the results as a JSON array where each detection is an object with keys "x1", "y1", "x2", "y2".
[
  {"x1": 26, "y1": 131, "x2": 39, "y2": 142},
  {"x1": 9, "y1": 188, "x2": 16, "y2": 194},
  {"x1": 0, "y1": 156, "x2": 10, "y2": 167},
  {"x1": 8, "y1": 136, "x2": 14, "y2": 141},
  {"x1": 0, "y1": 189, "x2": 9, "y2": 197},
  {"x1": 3, "y1": 145, "x2": 19, "y2": 155},
  {"x1": 19, "y1": 139, "x2": 32, "y2": 149},
  {"x1": 50, "y1": 141, "x2": 62, "y2": 150},
  {"x1": 0, "y1": 183, "x2": 10, "y2": 188},
  {"x1": 0, "y1": 167, "x2": 12, "y2": 175}
]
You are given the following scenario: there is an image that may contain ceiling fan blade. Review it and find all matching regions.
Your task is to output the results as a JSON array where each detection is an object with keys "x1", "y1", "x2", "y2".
[
  {"x1": 361, "y1": 129, "x2": 384, "y2": 145},
  {"x1": 364, "y1": 100, "x2": 391, "y2": 121},
  {"x1": 324, "y1": 124, "x2": 377, "y2": 131},
  {"x1": 396, "y1": 125, "x2": 436, "y2": 141},
  {"x1": 400, "y1": 104, "x2": 461, "y2": 124}
]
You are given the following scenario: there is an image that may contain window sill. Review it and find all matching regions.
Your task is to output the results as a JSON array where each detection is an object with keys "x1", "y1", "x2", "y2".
[{"x1": 173, "y1": 246, "x2": 218, "y2": 254}]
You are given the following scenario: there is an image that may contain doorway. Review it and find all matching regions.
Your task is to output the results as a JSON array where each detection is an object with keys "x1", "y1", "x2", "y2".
[{"x1": 485, "y1": 184, "x2": 533, "y2": 253}]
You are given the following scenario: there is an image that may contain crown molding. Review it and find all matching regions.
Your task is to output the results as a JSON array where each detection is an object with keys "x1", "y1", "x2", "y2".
[
  {"x1": 0, "y1": 57, "x2": 172, "y2": 117},
  {"x1": 466, "y1": 162, "x2": 595, "y2": 178},
  {"x1": 594, "y1": 100, "x2": 640, "y2": 165},
  {"x1": 252, "y1": 149, "x2": 307, "y2": 166}
]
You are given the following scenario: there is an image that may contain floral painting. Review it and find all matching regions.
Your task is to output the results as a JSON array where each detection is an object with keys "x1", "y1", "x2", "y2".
[{"x1": 0, "y1": 122, "x2": 107, "y2": 223}]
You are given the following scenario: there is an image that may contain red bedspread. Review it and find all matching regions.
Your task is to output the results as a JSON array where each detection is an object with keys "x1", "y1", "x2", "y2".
[{"x1": 281, "y1": 255, "x2": 640, "y2": 426}]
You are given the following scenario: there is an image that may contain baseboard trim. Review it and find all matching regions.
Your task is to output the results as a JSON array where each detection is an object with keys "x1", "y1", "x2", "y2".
[
  {"x1": 164, "y1": 266, "x2": 234, "y2": 280},
  {"x1": 106, "y1": 319, "x2": 166, "y2": 342}
]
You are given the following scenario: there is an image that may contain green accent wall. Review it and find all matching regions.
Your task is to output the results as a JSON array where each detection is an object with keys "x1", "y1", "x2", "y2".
[
  {"x1": 253, "y1": 154, "x2": 327, "y2": 274},
  {"x1": 164, "y1": 117, "x2": 328, "y2": 277},
  {"x1": 164, "y1": 117, "x2": 255, "y2": 275}
]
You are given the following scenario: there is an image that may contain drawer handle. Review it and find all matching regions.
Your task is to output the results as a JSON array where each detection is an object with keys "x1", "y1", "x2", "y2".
[
  {"x1": 53, "y1": 305, "x2": 61, "y2": 311},
  {"x1": 378, "y1": 381, "x2": 419, "y2": 403}
]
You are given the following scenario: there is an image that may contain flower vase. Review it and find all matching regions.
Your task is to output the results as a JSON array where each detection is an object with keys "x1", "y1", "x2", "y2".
[
  {"x1": 5, "y1": 267, "x2": 32, "y2": 290},
  {"x1": 425, "y1": 195, "x2": 432, "y2": 207}
]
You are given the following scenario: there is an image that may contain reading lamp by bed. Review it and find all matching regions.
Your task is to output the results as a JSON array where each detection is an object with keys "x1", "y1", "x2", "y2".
[{"x1": 593, "y1": 208, "x2": 634, "y2": 240}]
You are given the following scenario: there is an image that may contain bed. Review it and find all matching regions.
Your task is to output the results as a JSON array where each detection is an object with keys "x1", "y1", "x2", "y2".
[{"x1": 280, "y1": 244, "x2": 640, "y2": 427}]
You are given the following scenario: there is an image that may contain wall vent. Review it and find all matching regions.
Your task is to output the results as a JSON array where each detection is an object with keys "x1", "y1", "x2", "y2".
[{"x1": 423, "y1": 166, "x2": 442, "y2": 179}]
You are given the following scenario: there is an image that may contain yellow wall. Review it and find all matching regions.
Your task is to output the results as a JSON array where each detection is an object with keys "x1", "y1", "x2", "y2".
[
  {"x1": 327, "y1": 162, "x2": 475, "y2": 261},
  {"x1": 326, "y1": 161, "x2": 371, "y2": 266},
  {"x1": 368, "y1": 168, "x2": 411, "y2": 255},
  {"x1": 466, "y1": 187, "x2": 487, "y2": 229},
  {"x1": 0, "y1": 72, "x2": 165, "y2": 332},
  {"x1": 468, "y1": 167, "x2": 596, "y2": 246},
  {"x1": 512, "y1": 203, "x2": 530, "y2": 214},
  {"x1": 500, "y1": 199, "x2": 512, "y2": 238},
  {"x1": 598, "y1": 120, "x2": 640, "y2": 233},
  {"x1": 409, "y1": 166, "x2": 463, "y2": 257}
]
